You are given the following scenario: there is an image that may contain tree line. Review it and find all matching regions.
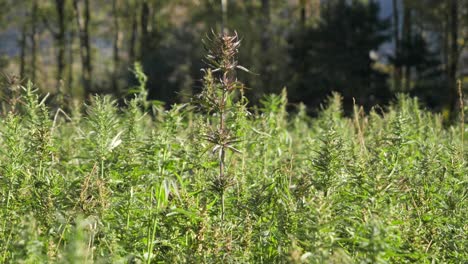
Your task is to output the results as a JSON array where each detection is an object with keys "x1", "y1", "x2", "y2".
[{"x1": 0, "y1": 0, "x2": 467, "y2": 115}]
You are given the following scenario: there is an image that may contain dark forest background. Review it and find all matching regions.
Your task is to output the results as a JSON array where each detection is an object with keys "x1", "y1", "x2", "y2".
[{"x1": 0, "y1": 0, "x2": 467, "y2": 115}]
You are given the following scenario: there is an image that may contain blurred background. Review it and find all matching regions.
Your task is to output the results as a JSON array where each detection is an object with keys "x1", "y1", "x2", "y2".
[{"x1": 0, "y1": 0, "x2": 467, "y2": 114}]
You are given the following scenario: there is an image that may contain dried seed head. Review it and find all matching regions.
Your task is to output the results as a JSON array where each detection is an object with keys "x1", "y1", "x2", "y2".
[{"x1": 203, "y1": 30, "x2": 241, "y2": 73}]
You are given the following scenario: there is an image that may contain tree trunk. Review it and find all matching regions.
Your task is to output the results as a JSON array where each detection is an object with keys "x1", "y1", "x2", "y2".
[
  {"x1": 140, "y1": 0, "x2": 150, "y2": 57},
  {"x1": 31, "y1": 0, "x2": 38, "y2": 83},
  {"x1": 129, "y1": 5, "x2": 137, "y2": 64},
  {"x1": 221, "y1": 0, "x2": 228, "y2": 34},
  {"x1": 443, "y1": 18, "x2": 449, "y2": 75},
  {"x1": 392, "y1": 0, "x2": 401, "y2": 91},
  {"x1": 56, "y1": 0, "x2": 66, "y2": 93},
  {"x1": 72, "y1": 0, "x2": 92, "y2": 98},
  {"x1": 448, "y1": 0, "x2": 459, "y2": 117},
  {"x1": 260, "y1": 0, "x2": 270, "y2": 51},
  {"x1": 261, "y1": 0, "x2": 271, "y2": 93},
  {"x1": 300, "y1": 0, "x2": 307, "y2": 29},
  {"x1": 68, "y1": 22, "x2": 75, "y2": 94},
  {"x1": 112, "y1": 0, "x2": 121, "y2": 95},
  {"x1": 403, "y1": 3, "x2": 412, "y2": 91},
  {"x1": 311, "y1": 0, "x2": 320, "y2": 21},
  {"x1": 299, "y1": 0, "x2": 308, "y2": 92},
  {"x1": 19, "y1": 24, "x2": 27, "y2": 80}
]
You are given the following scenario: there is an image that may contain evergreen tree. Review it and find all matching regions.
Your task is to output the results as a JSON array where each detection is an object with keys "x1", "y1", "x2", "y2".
[{"x1": 289, "y1": 0, "x2": 391, "y2": 111}]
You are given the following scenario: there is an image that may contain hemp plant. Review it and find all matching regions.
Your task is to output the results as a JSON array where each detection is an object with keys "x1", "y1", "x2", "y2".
[{"x1": 196, "y1": 31, "x2": 250, "y2": 220}]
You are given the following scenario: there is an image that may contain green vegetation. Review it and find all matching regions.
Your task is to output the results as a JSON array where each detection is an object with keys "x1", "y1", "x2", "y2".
[
  {"x1": 0, "y1": 32, "x2": 467, "y2": 263},
  {"x1": 1, "y1": 0, "x2": 467, "y2": 114}
]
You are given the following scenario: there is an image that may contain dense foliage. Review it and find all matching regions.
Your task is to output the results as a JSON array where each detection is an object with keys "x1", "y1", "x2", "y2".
[
  {"x1": 289, "y1": 0, "x2": 391, "y2": 111},
  {"x1": 0, "y1": 72, "x2": 466, "y2": 263},
  {"x1": 1, "y1": 0, "x2": 467, "y2": 113}
]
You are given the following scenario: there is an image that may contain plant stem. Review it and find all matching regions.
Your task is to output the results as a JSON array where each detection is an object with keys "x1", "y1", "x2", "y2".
[
  {"x1": 126, "y1": 186, "x2": 133, "y2": 230},
  {"x1": 458, "y1": 80, "x2": 464, "y2": 155},
  {"x1": 101, "y1": 159, "x2": 104, "y2": 179},
  {"x1": 219, "y1": 78, "x2": 227, "y2": 221}
]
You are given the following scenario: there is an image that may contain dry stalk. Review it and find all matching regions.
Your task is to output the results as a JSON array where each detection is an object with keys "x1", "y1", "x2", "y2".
[{"x1": 457, "y1": 80, "x2": 464, "y2": 153}]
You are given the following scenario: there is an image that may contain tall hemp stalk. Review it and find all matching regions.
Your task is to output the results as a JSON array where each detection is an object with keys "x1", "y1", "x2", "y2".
[
  {"x1": 457, "y1": 80, "x2": 464, "y2": 154},
  {"x1": 197, "y1": 31, "x2": 250, "y2": 221}
]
